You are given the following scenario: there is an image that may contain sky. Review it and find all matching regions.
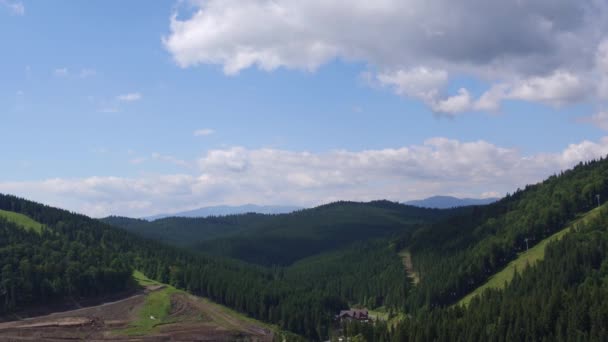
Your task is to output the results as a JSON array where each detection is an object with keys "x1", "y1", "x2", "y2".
[{"x1": 2, "y1": 0, "x2": 608, "y2": 217}]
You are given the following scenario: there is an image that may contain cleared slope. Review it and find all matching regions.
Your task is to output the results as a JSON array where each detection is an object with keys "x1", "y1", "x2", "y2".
[
  {"x1": 398, "y1": 249, "x2": 420, "y2": 285},
  {"x1": 0, "y1": 270, "x2": 281, "y2": 341},
  {"x1": 458, "y1": 203, "x2": 606, "y2": 306},
  {"x1": 0, "y1": 209, "x2": 44, "y2": 233},
  {"x1": 119, "y1": 271, "x2": 279, "y2": 340}
]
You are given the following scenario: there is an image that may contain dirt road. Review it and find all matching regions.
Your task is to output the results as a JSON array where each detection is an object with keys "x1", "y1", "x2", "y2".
[{"x1": 0, "y1": 287, "x2": 273, "y2": 342}]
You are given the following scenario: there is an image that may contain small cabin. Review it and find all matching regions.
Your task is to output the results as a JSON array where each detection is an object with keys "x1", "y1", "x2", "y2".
[{"x1": 337, "y1": 308, "x2": 369, "y2": 322}]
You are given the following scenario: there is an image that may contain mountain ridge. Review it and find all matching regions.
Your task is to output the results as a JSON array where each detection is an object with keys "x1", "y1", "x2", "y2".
[
  {"x1": 404, "y1": 195, "x2": 499, "y2": 208},
  {"x1": 144, "y1": 204, "x2": 303, "y2": 220}
]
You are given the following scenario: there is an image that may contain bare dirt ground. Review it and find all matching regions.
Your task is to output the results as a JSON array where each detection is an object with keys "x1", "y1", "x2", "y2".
[{"x1": 0, "y1": 287, "x2": 274, "y2": 342}]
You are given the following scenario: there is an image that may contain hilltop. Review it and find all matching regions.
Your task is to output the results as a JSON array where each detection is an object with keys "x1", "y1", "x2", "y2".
[
  {"x1": 104, "y1": 200, "x2": 466, "y2": 266},
  {"x1": 144, "y1": 204, "x2": 303, "y2": 220}
]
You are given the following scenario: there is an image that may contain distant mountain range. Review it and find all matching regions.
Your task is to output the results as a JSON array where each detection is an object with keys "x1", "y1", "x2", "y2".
[
  {"x1": 404, "y1": 195, "x2": 499, "y2": 209},
  {"x1": 144, "y1": 204, "x2": 303, "y2": 220}
]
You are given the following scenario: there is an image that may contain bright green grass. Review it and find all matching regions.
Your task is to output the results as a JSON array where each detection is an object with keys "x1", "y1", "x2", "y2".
[
  {"x1": 0, "y1": 209, "x2": 44, "y2": 233},
  {"x1": 121, "y1": 271, "x2": 286, "y2": 337},
  {"x1": 132, "y1": 270, "x2": 163, "y2": 287},
  {"x1": 119, "y1": 271, "x2": 181, "y2": 336},
  {"x1": 368, "y1": 308, "x2": 389, "y2": 321},
  {"x1": 458, "y1": 205, "x2": 605, "y2": 307}
]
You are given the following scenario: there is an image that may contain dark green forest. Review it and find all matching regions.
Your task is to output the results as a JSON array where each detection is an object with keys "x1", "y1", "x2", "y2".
[
  {"x1": 3, "y1": 157, "x2": 608, "y2": 341},
  {"x1": 0, "y1": 195, "x2": 410, "y2": 339},
  {"x1": 104, "y1": 201, "x2": 460, "y2": 266},
  {"x1": 349, "y1": 205, "x2": 608, "y2": 341}
]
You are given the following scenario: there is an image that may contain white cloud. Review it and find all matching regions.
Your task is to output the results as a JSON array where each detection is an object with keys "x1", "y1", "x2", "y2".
[
  {"x1": 3, "y1": 137, "x2": 608, "y2": 217},
  {"x1": 194, "y1": 128, "x2": 215, "y2": 136},
  {"x1": 469, "y1": 70, "x2": 590, "y2": 113},
  {"x1": 376, "y1": 68, "x2": 476, "y2": 115},
  {"x1": 376, "y1": 67, "x2": 447, "y2": 102},
  {"x1": 117, "y1": 92, "x2": 142, "y2": 102},
  {"x1": 431, "y1": 88, "x2": 472, "y2": 114},
  {"x1": 163, "y1": 0, "x2": 608, "y2": 114},
  {"x1": 1, "y1": 0, "x2": 24, "y2": 15},
  {"x1": 505, "y1": 71, "x2": 588, "y2": 106},
  {"x1": 377, "y1": 69, "x2": 591, "y2": 114}
]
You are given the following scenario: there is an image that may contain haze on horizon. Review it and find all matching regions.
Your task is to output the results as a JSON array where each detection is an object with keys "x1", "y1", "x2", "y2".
[{"x1": 2, "y1": 0, "x2": 608, "y2": 217}]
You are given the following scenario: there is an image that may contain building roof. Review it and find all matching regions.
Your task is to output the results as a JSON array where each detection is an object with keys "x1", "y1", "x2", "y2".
[{"x1": 338, "y1": 309, "x2": 369, "y2": 319}]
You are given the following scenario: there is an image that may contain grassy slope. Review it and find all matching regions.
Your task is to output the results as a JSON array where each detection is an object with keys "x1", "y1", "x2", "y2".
[
  {"x1": 458, "y1": 204, "x2": 605, "y2": 306},
  {"x1": 122, "y1": 271, "x2": 294, "y2": 339},
  {"x1": 119, "y1": 271, "x2": 180, "y2": 336},
  {"x1": 0, "y1": 209, "x2": 44, "y2": 233}
]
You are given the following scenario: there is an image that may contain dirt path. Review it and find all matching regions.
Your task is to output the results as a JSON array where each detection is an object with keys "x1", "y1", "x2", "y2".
[
  {"x1": 0, "y1": 288, "x2": 155, "y2": 341},
  {"x1": 0, "y1": 285, "x2": 273, "y2": 341},
  {"x1": 186, "y1": 294, "x2": 273, "y2": 339},
  {"x1": 0, "y1": 294, "x2": 145, "y2": 330},
  {"x1": 399, "y1": 249, "x2": 420, "y2": 284}
]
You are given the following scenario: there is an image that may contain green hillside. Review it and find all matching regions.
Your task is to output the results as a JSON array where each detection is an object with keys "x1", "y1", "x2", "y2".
[
  {"x1": 0, "y1": 193, "x2": 407, "y2": 340},
  {"x1": 6, "y1": 157, "x2": 608, "y2": 341},
  {"x1": 106, "y1": 200, "x2": 466, "y2": 266},
  {"x1": 101, "y1": 213, "x2": 270, "y2": 247},
  {"x1": 458, "y1": 203, "x2": 606, "y2": 306},
  {"x1": 396, "y1": 158, "x2": 608, "y2": 310},
  {"x1": 0, "y1": 209, "x2": 44, "y2": 233}
]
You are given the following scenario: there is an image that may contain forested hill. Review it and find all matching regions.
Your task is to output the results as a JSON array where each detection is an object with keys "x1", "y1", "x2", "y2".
[
  {"x1": 101, "y1": 213, "x2": 273, "y2": 247},
  {"x1": 0, "y1": 194, "x2": 135, "y2": 314},
  {"x1": 398, "y1": 158, "x2": 608, "y2": 309},
  {"x1": 103, "y1": 200, "x2": 467, "y2": 266},
  {"x1": 320, "y1": 158, "x2": 608, "y2": 340},
  {"x1": 5, "y1": 158, "x2": 608, "y2": 341},
  {"x1": 0, "y1": 193, "x2": 423, "y2": 340}
]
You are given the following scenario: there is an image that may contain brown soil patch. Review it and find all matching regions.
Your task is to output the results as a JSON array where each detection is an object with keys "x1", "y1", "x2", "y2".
[{"x1": 0, "y1": 291, "x2": 274, "y2": 341}]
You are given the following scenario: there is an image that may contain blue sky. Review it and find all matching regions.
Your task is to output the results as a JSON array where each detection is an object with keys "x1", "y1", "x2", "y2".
[{"x1": 2, "y1": 0, "x2": 608, "y2": 217}]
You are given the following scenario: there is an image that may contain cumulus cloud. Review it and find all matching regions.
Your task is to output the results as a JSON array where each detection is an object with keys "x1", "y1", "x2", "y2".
[
  {"x1": 431, "y1": 88, "x2": 473, "y2": 114},
  {"x1": 163, "y1": 0, "x2": 608, "y2": 113},
  {"x1": 376, "y1": 67, "x2": 447, "y2": 102},
  {"x1": 194, "y1": 128, "x2": 215, "y2": 136},
  {"x1": 3, "y1": 137, "x2": 608, "y2": 217},
  {"x1": 117, "y1": 92, "x2": 142, "y2": 102}
]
